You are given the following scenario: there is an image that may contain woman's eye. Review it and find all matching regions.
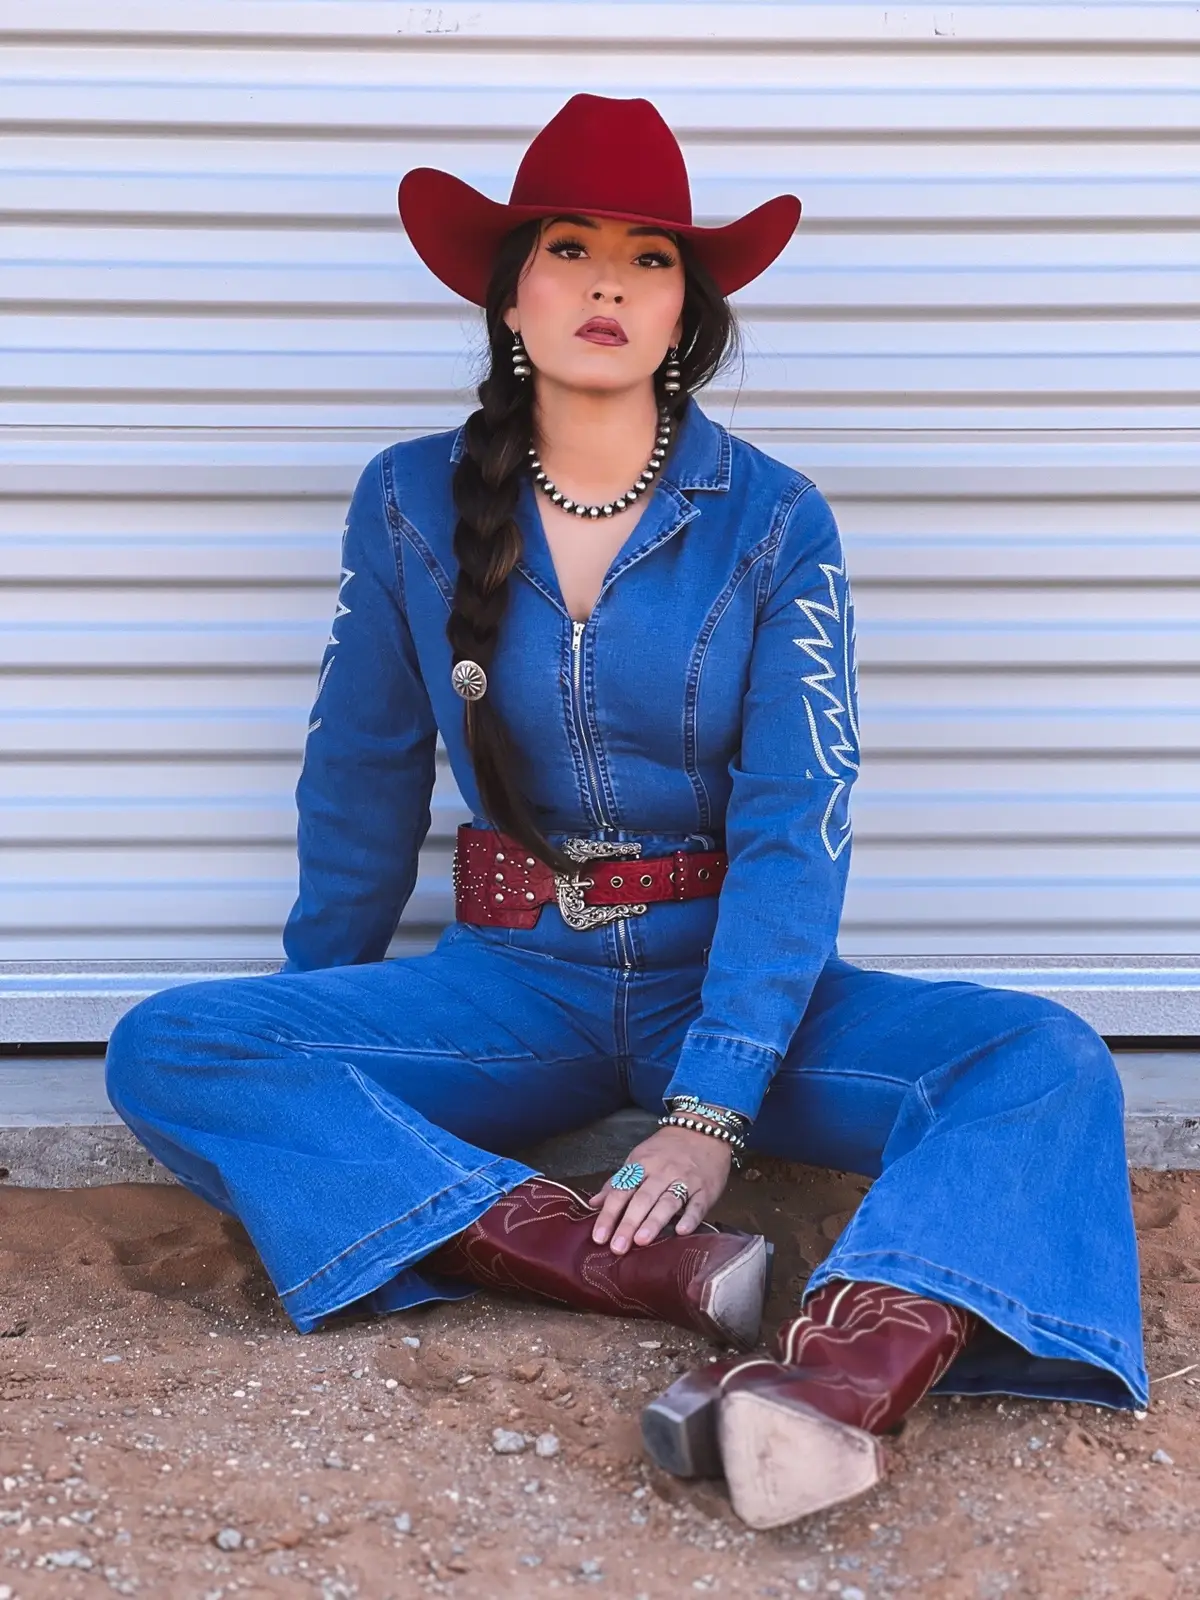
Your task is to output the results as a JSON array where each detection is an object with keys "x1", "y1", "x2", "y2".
[
  {"x1": 636, "y1": 250, "x2": 677, "y2": 269},
  {"x1": 546, "y1": 237, "x2": 588, "y2": 260}
]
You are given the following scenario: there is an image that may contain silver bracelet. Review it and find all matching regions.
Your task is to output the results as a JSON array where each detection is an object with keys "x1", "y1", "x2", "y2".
[
  {"x1": 666, "y1": 1094, "x2": 750, "y2": 1135},
  {"x1": 657, "y1": 1112, "x2": 746, "y2": 1169}
]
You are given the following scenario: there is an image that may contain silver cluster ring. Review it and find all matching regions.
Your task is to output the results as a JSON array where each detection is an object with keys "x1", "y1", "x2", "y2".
[
  {"x1": 667, "y1": 1180, "x2": 690, "y2": 1206},
  {"x1": 451, "y1": 659, "x2": 488, "y2": 701},
  {"x1": 610, "y1": 1161, "x2": 646, "y2": 1191}
]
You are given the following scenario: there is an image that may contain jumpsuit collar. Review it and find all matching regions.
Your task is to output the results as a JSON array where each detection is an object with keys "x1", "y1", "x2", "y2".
[{"x1": 449, "y1": 397, "x2": 732, "y2": 624}]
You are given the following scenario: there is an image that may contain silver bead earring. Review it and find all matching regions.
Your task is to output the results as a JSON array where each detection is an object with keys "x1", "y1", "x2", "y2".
[
  {"x1": 662, "y1": 345, "x2": 682, "y2": 395},
  {"x1": 511, "y1": 331, "x2": 531, "y2": 380}
]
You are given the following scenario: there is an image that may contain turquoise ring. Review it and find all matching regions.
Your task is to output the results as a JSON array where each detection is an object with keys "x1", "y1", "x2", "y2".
[{"x1": 610, "y1": 1162, "x2": 646, "y2": 1191}]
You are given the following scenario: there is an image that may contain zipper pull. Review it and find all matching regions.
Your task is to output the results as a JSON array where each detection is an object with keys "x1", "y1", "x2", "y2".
[{"x1": 572, "y1": 619, "x2": 584, "y2": 690}]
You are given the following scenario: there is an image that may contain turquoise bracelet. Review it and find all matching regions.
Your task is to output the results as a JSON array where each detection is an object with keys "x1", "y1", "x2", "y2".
[{"x1": 666, "y1": 1094, "x2": 750, "y2": 1135}]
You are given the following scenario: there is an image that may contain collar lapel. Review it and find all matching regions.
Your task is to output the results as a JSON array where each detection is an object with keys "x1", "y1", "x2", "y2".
[{"x1": 511, "y1": 398, "x2": 731, "y2": 619}]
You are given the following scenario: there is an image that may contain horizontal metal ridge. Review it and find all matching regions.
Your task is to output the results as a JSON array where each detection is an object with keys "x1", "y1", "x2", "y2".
[{"x1": 1, "y1": 957, "x2": 1197, "y2": 1045}]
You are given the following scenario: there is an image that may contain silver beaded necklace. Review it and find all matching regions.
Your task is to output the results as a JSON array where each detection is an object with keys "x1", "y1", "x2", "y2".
[{"x1": 528, "y1": 405, "x2": 673, "y2": 520}]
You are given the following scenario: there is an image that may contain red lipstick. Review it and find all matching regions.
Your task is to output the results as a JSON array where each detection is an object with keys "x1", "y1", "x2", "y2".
[{"x1": 575, "y1": 316, "x2": 628, "y2": 347}]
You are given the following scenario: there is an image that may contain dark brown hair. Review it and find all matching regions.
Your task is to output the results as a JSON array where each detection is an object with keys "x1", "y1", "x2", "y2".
[{"x1": 446, "y1": 220, "x2": 739, "y2": 874}]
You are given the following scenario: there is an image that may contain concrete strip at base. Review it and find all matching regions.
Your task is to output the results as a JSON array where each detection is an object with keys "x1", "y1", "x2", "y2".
[
  {"x1": 1124, "y1": 1114, "x2": 1200, "y2": 1169},
  {"x1": 0, "y1": 1123, "x2": 172, "y2": 1189},
  {"x1": 1, "y1": 1055, "x2": 1197, "y2": 1187}
]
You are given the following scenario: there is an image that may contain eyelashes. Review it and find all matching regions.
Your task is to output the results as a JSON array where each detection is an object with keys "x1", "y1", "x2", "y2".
[
  {"x1": 543, "y1": 236, "x2": 678, "y2": 269},
  {"x1": 544, "y1": 234, "x2": 589, "y2": 259}
]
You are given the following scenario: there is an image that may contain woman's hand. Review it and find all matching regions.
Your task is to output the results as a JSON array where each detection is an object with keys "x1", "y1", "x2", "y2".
[{"x1": 587, "y1": 1124, "x2": 733, "y2": 1253}]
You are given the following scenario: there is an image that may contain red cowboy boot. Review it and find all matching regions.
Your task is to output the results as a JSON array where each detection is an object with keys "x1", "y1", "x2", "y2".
[
  {"x1": 422, "y1": 1176, "x2": 769, "y2": 1347},
  {"x1": 641, "y1": 1279, "x2": 975, "y2": 1527}
]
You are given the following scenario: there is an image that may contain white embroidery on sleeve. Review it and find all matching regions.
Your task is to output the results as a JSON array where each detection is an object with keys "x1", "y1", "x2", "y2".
[
  {"x1": 304, "y1": 526, "x2": 355, "y2": 740},
  {"x1": 327, "y1": 563, "x2": 355, "y2": 648},
  {"x1": 793, "y1": 562, "x2": 860, "y2": 860}
]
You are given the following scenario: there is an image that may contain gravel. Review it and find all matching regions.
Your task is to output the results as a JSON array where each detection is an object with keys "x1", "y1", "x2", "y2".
[
  {"x1": 2, "y1": 1163, "x2": 1197, "y2": 1599},
  {"x1": 491, "y1": 1428, "x2": 527, "y2": 1455},
  {"x1": 38, "y1": 1549, "x2": 94, "y2": 1570}
]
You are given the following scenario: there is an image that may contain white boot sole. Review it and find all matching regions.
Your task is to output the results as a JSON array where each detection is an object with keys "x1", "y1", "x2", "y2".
[{"x1": 719, "y1": 1388, "x2": 884, "y2": 1529}]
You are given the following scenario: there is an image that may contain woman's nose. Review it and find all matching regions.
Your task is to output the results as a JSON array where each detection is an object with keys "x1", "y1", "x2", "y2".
[{"x1": 590, "y1": 283, "x2": 624, "y2": 305}]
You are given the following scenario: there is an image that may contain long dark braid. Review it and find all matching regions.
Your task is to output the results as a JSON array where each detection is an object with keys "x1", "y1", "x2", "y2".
[{"x1": 447, "y1": 223, "x2": 739, "y2": 874}]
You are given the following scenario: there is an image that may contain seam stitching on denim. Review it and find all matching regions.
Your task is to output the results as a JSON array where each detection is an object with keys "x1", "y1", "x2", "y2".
[
  {"x1": 810, "y1": 1248, "x2": 1144, "y2": 1368},
  {"x1": 278, "y1": 1163, "x2": 527, "y2": 1301}
]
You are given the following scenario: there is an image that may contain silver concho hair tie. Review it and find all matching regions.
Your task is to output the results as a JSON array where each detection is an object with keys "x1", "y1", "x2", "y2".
[{"x1": 451, "y1": 660, "x2": 487, "y2": 701}]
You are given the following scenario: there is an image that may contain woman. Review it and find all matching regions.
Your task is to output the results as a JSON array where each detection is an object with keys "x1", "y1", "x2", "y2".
[{"x1": 105, "y1": 94, "x2": 1147, "y2": 1531}]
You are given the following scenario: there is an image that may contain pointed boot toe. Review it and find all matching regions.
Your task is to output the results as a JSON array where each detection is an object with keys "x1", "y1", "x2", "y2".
[
  {"x1": 718, "y1": 1386, "x2": 884, "y2": 1529},
  {"x1": 695, "y1": 1231, "x2": 768, "y2": 1347}
]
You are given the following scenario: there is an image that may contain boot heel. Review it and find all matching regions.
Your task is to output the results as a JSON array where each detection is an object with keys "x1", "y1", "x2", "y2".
[{"x1": 640, "y1": 1371, "x2": 722, "y2": 1479}]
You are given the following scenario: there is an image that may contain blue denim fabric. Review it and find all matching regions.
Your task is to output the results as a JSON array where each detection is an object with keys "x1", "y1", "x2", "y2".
[
  {"x1": 103, "y1": 398, "x2": 1147, "y2": 1409},
  {"x1": 105, "y1": 934, "x2": 1147, "y2": 1408},
  {"x1": 280, "y1": 399, "x2": 859, "y2": 1122}
]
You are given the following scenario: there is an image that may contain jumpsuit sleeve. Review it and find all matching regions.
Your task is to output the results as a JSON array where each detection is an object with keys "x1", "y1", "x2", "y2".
[
  {"x1": 663, "y1": 481, "x2": 860, "y2": 1122},
  {"x1": 279, "y1": 451, "x2": 439, "y2": 972}
]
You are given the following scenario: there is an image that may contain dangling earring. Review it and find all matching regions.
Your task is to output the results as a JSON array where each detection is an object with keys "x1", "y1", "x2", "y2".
[
  {"x1": 511, "y1": 331, "x2": 532, "y2": 380},
  {"x1": 662, "y1": 344, "x2": 682, "y2": 395}
]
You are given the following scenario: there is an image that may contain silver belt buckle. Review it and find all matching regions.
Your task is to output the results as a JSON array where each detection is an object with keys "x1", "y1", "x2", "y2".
[{"x1": 554, "y1": 837, "x2": 649, "y2": 931}]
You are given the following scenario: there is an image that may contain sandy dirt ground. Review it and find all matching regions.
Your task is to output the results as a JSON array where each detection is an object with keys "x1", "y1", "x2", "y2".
[{"x1": 1, "y1": 1160, "x2": 1198, "y2": 1600}]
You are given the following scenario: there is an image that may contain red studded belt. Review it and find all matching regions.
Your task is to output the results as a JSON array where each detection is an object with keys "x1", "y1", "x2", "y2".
[{"x1": 453, "y1": 824, "x2": 729, "y2": 931}]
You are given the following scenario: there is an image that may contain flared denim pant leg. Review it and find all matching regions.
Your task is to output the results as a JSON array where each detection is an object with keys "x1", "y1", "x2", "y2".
[
  {"x1": 103, "y1": 924, "x2": 626, "y2": 1333},
  {"x1": 628, "y1": 956, "x2": 1148, "y2": 1410}
]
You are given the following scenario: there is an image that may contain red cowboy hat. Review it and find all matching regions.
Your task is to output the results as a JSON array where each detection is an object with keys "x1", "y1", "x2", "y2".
[{"x1": 398, "y1": 93, "x2": 800, "y2": 306}]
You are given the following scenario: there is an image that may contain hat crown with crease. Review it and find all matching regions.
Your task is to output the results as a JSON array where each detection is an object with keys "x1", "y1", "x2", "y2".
[
  {"x1": 398, "y1": 92, "x2": 801, "y2": 307},
  {"x1": 508, "y1": 94, "x2": 693, "y2": 224}
]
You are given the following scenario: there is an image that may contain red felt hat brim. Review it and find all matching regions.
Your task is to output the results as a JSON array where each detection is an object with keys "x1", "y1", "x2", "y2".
[{"x1": 398, "y1": 167, "x2": 801, "y2": 306}]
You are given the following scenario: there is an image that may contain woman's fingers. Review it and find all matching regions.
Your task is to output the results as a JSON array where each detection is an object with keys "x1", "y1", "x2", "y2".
[
  {"x1": 611, "y1": 1174, "x2": 703, "y2": 1252},
  {"x1": 591, "y1": 1184, "x2": 637, "y2": 1245},
  {"x1": 632, "y1": 1186, "x2": 688, "y2": 1247},
  {"x1": 593, "y1": 1177, "x2": 702, "y2": 1249},
  {"x1": 592, "y1": 1126, "x2": 733, "y2": 1246},
  {"x1": 593, "y1": 1169, "x2": 671, "y2": 1249},
  {"x1": 608, "y1": 1178, "x2": 673, "y2": 1252},
  {"x1": 674, "y1": 1192, "x2": 709, "y2": 1236}
]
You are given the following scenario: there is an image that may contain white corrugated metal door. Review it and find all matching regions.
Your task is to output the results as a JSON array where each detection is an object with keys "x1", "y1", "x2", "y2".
[{"x1": 3, "y1": 3, "x2": 1198, "y2": 1037}]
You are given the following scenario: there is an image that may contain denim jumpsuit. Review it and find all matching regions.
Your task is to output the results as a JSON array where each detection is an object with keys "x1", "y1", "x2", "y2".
[{"x1": 104, "y1": 399, "x2": 1147, "y2": 1410}]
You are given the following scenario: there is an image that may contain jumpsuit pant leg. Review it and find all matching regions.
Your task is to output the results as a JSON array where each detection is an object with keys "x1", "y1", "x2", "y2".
[
  {"x1": 627, "y1": 956, "x2": 1148, "y2": 1411},
  {"x1": 103, "y1": 923, "x2": 628, "y2": 1334}
]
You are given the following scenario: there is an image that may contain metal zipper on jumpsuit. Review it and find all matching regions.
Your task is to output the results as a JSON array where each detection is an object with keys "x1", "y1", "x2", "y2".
[{"x1": 571, "y1": 618, "x2": 634, "y2": 969}]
